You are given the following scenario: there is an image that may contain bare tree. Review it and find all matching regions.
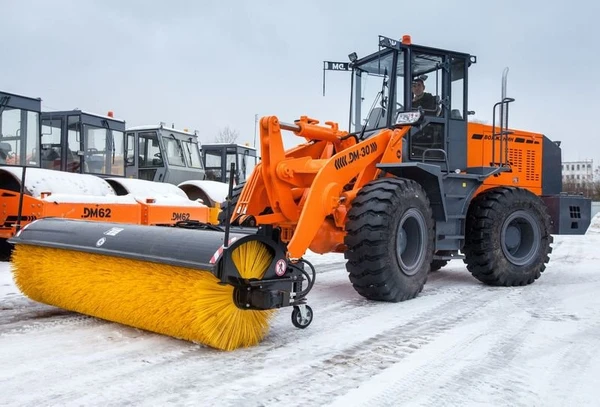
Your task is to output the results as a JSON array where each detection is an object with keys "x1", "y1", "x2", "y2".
[
  {"x1": 215, "y1": 126, "x2": 239, "y2": 143},
  {"x1": 563, "y1": 178, "x2": 600, "y2": 201}
]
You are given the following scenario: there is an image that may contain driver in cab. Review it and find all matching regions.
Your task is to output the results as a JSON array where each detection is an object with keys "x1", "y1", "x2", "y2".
[{"x1": 411, "y1": 76, "x2": 437, "y2": 115}]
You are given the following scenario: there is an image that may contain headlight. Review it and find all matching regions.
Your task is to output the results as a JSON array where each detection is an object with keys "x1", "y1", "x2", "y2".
[{"x1": 395, "y1": 111, "x2": 423, "y2": 125}]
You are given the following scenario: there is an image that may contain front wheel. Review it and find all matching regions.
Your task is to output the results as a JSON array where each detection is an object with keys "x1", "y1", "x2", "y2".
[
  {"x1": 344, "y1": 178, "x2": 435, "y2": 302},
  {"x1": 291, "y1": 305, "x2": 313, "y2": 329},
  {"x1": 463, "y1": 187, "x2": 553, "y2": 286}
]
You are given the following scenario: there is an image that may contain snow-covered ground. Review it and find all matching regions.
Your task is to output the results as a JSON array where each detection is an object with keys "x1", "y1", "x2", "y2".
[{"x1": 1, "y1": 217, "x2": 600, "y2": 406}]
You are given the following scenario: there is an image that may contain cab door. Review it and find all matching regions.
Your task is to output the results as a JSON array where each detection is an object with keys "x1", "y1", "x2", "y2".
[
  {"x1": 407, "y1": 53, "x2": 469, "y2": 172},
  {"x1": 66, "y1": 115, "x2": 84, "y2": 173},
  {"x1": 40, "y1": 116, "x2": 64, "y2": 171}
]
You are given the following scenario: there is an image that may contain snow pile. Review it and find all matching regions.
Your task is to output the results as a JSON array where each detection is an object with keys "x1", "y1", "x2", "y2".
[
  {"x1": 0, "y1": 167, "x2": 211, "y2": 206},
  {"x1": 586, "y1": 212, "x2": 600, "y2": 235},
  {"x1": 178, "y1": 179, "x2": 230, "y2": 202},
  {"x1": 107, "y1": 178, "x2": 208, "y2": 206},
  {"x1": 108, "y1": 177, "x2": 189, "y2": 199},
  {"x1": 41, "y1": 194, "x2": 139, "y2": 204},
  {"x1": 0, "y1": 167, "x2": 116, "y2": 197}
]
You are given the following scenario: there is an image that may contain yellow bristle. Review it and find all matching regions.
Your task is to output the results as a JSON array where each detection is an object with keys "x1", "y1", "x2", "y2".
[{"x1": 10, "y1": 240, "x2": 276, "y2": 351}]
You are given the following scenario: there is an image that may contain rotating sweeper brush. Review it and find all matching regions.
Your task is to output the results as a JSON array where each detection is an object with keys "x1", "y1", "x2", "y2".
[
  {"x1": 9, "y1": 218, "x2": 315, "y2": 350},
  {"x1": 8, "y1": 165, "x2": 316, "y2": 351}
]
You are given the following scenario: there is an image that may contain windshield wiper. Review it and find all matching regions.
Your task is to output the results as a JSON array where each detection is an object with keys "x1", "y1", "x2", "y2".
[
  {"x1": 169, "y1": 133, "x2": 183, "y2": 154},
  {"x1": 184, "y1": 138, "x2": 194, "y2": 164}
]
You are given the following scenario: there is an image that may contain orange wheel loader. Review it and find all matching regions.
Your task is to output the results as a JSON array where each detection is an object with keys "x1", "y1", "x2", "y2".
[{"x1": 9, "y1": 35, "x2": 591, "y2": 351}]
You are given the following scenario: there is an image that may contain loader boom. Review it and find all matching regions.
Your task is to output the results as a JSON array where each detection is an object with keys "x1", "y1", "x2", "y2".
[{"x1": 233, "y1": 115, "x2": 409, "y2": 259}]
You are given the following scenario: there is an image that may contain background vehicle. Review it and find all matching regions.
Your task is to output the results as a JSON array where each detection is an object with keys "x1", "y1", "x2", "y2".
[
  {"x1": 0, "y1": 90, "x2": 40, "y2": 167},
  {"x1": 40, "y1": 109, "x2": 125, "y2": 176},
  {"x1": 0, "y1": 92, "x2": 220, "y2": 258},
  {"x1": 201, "y1": 142, "x2": 258, "y2": 185},
  {"x1": 9, "y1": 34, "x2": 591, "y2": 352},
  {"x1": 39, "y1": 117, "x2": 239, "y2": 207}
]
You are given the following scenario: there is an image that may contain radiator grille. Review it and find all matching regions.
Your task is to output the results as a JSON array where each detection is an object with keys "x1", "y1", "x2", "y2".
[{"x1": 508, "y1": 149, "x2": 522, "y2": 172}]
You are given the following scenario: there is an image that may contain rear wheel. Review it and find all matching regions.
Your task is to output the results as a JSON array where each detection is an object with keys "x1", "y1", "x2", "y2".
[
  {"x1": 463, "y1": 187, "x2": 553, "y2": 286},
  {"x1": 344, "y1": 178, "x2": 435, "y2": 302}
]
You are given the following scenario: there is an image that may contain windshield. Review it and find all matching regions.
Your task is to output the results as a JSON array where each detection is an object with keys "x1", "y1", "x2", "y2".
[
  {"x1": 203, "y1": 150, "x2": 222, "y2": 181},
  {"x1": 83, "y1": 125, "x2": 125, "y2": 176},
  {"x1": 161, "y1": 135, "x2": 186, "y2": 167},
  {"x1": 350, "y1": 50, "x2": 405, "y2": 133},
  {"x1": 0, "y1": 106, "x2": 40, "y2": 166},
  {"x1": 138, "y1": 132, "x2": 162, "y2": 167},
  {"x1": 181, "y1": 138, "x2": 203, "y2": 169}
]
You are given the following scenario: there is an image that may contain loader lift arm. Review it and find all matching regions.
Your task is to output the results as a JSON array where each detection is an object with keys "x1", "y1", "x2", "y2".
[{"x1": 234, "y1": 115, "x2": 410, "y2": 259}]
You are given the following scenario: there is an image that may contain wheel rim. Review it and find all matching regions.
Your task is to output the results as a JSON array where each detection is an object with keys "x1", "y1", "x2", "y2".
[
  {"x1": 295, "y1": 308, "x2": 312, "y2": 325},
  {"x1": 395, "y1": 208, "x2": 426, "y2": 276},
  {"x1": 500, "y1": 210, "x2": 541, "y2": 266}
]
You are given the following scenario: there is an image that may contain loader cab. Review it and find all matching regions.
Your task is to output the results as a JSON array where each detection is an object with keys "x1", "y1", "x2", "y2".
[
  {"x1": 0, "y1": 91, "x2": 41, "y2": 167},
  {"x1": 40, "y1": 110, "x2": 126, "y2": 176},
  {"x1": 348, "y1": 35, "x2": 474, "y2": 172},
  {"x1": 124, "y1": 125, "x2": 206, "y2": 185},
  {"x1": 201, "y1": 143, "x2": 258, "y2": 185}
]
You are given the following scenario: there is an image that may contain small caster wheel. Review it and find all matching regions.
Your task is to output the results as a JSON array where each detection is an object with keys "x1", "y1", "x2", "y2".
[{"x1": 291, "y1": 305, "x2": 313, "y2": 329}]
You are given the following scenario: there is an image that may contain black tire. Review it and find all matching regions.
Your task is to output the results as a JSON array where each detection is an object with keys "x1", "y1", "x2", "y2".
[
  {"x1": 344, "y1": 178, "x2": 435, "y2": 302},
  {"x1": 430, "y1": 259, "x2": 448, "y2": 272},
  {"x1": 291, "y1": 305, "x2": 313, "y2": 329},
  {"x1": 463, "y1": 187, "x2": 553, "y2": 286}
]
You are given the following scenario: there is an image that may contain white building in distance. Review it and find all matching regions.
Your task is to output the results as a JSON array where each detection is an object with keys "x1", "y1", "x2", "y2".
[{"x1": 562, "y1": 159, "x2": 595, "y2": 184}]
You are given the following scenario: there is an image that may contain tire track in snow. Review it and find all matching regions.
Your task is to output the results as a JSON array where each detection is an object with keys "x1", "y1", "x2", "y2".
[
  {"x1": 419, "y1": 280, "x2": 594, "y2": 407},
  {"x1": 545, "y1": 318, "x2": 600, "y2": 405},
  {"x1": 510, "y1": 285, "x2": 600, "y2": 406},
  {"x1": 0, "y1": 296, "x2": 106, "y2": 336},
  {"x1": 143, "y1": 287, "x2": 504, "y2": 406},
  {"x1": 37, "y1": 282, "x2": 479, "y2": 406},
  {"x1": 435, "y1": 318, "x2": 539, "y2": 406},
  {"x1": 347, "y1": 276, "x2": 600, "y2": 407},
  {"x1": 1, "y1": 258, "x2": 507, "y2": 406},
  {"x1": 323, "y1": 292, "x2": 536, "y2": 407},
  {"x1": 243, "y1": 288, "x2": 518, "y2": 407}
]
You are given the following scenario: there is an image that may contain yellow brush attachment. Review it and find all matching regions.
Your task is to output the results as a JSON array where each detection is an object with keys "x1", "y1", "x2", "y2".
[{"x1": 10, "y1": 240, "x2": 276, "y2": 351}]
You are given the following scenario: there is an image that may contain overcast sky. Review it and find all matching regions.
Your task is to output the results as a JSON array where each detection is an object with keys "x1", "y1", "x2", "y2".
[{"x1": 1, "y1": 0, "x2": 599, "y2": 166}]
